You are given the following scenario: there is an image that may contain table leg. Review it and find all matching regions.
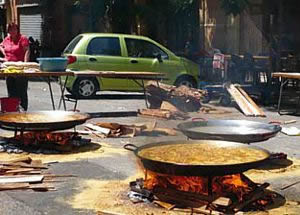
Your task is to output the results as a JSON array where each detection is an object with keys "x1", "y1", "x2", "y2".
[
  {"x1": 141, "y1": 80, "x2": 149, "y2": 108},
  {"x1": 132, "y1": 79, "x2": 149, "y2": 108},
  {"x1": 58, "y1": 76, "x2": 69, "y2": 110},
  {"x1": 47, "y1": 77, "x2": 56, "y2": 110}
]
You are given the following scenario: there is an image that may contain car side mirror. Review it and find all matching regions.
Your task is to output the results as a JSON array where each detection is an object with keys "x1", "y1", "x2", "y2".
[{"x1": 156, "y1": 53, "x2": 163, "y2": 62}]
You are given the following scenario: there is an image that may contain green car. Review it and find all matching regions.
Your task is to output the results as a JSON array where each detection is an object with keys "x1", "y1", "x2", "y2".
[{"x1": 63, "y1": 33, "x2": 199, "y2": 97}]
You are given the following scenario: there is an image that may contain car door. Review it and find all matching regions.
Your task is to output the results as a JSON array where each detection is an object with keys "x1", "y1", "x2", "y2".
[
  {"x1": 124, "y1": 37, "x2": 184, "y2": 90},
  {"x1": 86, "y1": 36, "x2": 128, "y2": 90}
]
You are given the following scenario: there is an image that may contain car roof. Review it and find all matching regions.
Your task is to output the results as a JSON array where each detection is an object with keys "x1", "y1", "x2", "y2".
[{"x1": 79, "y1": 33, "x2": 151, "y2": 40}]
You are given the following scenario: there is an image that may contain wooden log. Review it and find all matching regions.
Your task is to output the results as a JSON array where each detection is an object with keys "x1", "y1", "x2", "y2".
[
  {"x1": 146, "y1": 82, "x2": 205, "y2": 112},
  {"x1": 0, "y1": 183, "x2": 30, "y2": 191},
  {"x1": 138, "y1": 109, "x2": 171, "y2": 119},
  {"x1": 153, "y1": 186, "x2": 217, "y2": 208},
  {"x1": 227, "y1": 183, "x2": 270, "y2": 213},
  {"x1": 5, "y1": 168, "x2": 36, "y2": 174},
  {"x1": 154, "y1": 200, "x2": 176, "y2": 210},
  {"x1": 6, "y1": 157, "x2": 32, "y2": 164}
]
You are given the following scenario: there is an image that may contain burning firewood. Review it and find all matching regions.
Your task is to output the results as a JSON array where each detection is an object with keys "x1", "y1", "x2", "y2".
[{"x1": 146, "y1": 81, "x2": 207, "y2": 112}]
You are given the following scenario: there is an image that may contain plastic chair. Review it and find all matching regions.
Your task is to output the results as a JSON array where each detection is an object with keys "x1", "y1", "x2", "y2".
[{"x1": 0, "y1": 97, "x2": 20, "y2": 112}]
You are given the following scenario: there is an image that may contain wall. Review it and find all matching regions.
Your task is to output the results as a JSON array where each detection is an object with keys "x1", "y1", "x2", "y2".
[{"x1": 200, "y1": 0, "x2": 267, "y2": 55}]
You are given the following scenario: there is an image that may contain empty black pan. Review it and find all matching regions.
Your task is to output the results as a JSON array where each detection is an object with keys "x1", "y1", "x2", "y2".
[{"x1": 177, "y1": 119, "x2": 281, "y2": 143}]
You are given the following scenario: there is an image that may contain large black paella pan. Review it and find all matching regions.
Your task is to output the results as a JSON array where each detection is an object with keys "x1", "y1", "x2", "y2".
[
  {"x1": 177, "y1": 119, "x2": 281, "y2": 143},
  {"x1": 125, "y1": 140, "x2": 271, "y2": 176},
  {"x1": 0, "y1": 111, "x2": 90, "y2": 131}
]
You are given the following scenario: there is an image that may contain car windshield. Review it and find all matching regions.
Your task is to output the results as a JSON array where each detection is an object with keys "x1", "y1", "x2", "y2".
[
  {"x1": 125, "y1": 38, "x2": 169, "y2": 59},
  {"x1": 63, "y1": 35, "x2": 83, "y2": 54}
]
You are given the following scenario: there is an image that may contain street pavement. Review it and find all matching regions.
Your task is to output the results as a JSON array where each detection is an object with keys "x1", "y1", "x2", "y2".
[{"x1": 0, "y1": 80, "x2": 299, "y2": 214}]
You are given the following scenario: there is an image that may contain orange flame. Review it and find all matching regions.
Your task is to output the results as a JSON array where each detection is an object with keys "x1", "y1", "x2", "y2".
[{"x1": 144, "y1": 170, "x2": 255, "y2": 201}]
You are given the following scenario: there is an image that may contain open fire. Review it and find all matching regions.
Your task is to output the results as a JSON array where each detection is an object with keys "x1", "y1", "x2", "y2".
[
  {"x1": 129, "y1": 170, "x2": 276, "y2": 214},
  {"x1": 0, "y1": 131, "x2": 92, "y2": 154},
  {"x1": 14, "y1": 131, "x2": 80, "y2": 145}
]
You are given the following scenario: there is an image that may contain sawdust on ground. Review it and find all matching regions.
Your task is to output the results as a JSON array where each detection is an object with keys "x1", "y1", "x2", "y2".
[
  {"x1": 66, "y1": 158, "x2": 300, "y2": 215},
  {"x1": 246, "y1": 158, "x2": 300, "y2": 182},
  {"x1": 66, "y1": 172, "x2": 300, "y2": 215},
  {"x1": 67, "y1": 173, "x2": 199, "y2": 215},
  {"x1": 0, "y1": 141, "x2": 127, "y2": 163}
]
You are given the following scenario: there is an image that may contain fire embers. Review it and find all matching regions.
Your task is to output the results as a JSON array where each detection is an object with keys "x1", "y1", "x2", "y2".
[
  {"x1": 129, "y1": 171, "x2": 277, "y2": 214},
  {"x1": 2, "y1": 132, "x2": 91, "y2": 154},
  {"x1": 15, "y1": 132, "x2": 80, "y2": 145}
]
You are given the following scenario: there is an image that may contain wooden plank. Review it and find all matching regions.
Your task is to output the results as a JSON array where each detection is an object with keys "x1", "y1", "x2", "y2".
[
  {"x1": 0, "y1": 162, "x2": 47, "y2": 169},
  {"x1": 272, "y1": 72, "x2": 300, "y2": 79},
  {"x1": 226, "y1": 84, "x2": 254, "y2": 116},
  {"x1": 0, "y1": 175, "x2": 44, "y2": 184},
  {"x1": 5, "y1": 168, "x2": 36, "y2": 174},
  {"x1": 235, "y1": 86, "x2": 266, "y2": 117},
  {"x1": 84, "y1": 123, "x2": 111, "y2": 135},
  {"x1": 6, "y1": 157, "x2": 32, "y2": 164},
  {"x1": 0, "y1": 183, "x2": 30, "y2": 191},
  {"x1": 13, "y1": 162, "x2": 47, "y2": 169},
  {"x1": 226, "y1": 84, "x2": 265, "y2": 117}
]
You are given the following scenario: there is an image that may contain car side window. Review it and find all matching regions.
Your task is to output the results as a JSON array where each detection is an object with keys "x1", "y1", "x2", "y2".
[
  {"x1": 125, "y1": 38, "x2": 168, "y2": 60},
  {"x1": 87, "y1": 37, "x2": 121, "y2": 56}
]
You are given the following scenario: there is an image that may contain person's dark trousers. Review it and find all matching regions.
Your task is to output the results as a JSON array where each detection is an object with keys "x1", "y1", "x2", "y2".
[{"x1": 6, "y1": 77, "x2": 28, "y2": 111}]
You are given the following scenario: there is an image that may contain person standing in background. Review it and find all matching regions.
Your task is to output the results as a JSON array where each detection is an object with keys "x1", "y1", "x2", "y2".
[{"x1": 0, "y1": 23, "x2": 30, "y2": 111}]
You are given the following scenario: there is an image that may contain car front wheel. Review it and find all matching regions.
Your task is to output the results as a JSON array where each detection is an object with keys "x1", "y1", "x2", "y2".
[
  {"x1": 174, "y1": 76, "x2": 197, "y2": 88},
  {"x1": 72, "y1": 78, "x2": 99, "y2": 98}
]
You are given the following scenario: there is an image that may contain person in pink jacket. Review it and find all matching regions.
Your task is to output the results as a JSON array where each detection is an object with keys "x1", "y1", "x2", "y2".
[{"x1": 0, "y1": 23, "x2": 30, "y2": 111}]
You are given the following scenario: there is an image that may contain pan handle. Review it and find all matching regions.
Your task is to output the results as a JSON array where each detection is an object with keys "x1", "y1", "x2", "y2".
[
  {"x1": 268, "y1": 121, "x2": 282, "y2": 125},
  {"x1": 124, "y1": 144, "x2": 138, "y2": 151},
  {"x1": 192, "y1": 117, "x2": 207, "y2": 122}
]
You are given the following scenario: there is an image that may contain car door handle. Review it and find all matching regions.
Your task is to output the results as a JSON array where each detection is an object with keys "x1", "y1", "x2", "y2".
[
  {"x1": 130, "y1": 60, "x2": 138, "y2": 64},
  {"x1": 89, "y1": 57, "x2": 97, "y2": 62}
]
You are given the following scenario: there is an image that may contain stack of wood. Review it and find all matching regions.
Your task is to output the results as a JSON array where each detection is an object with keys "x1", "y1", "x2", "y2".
[
  {"x1": 146, "y1": 81, "x2": 207, "y2": 112},
  {"x1": 84, "y1": 121, "x2": 177, "y2": 138},
  {"x1": 0, "y1": 157, "x2": 72, "y2": 191}
]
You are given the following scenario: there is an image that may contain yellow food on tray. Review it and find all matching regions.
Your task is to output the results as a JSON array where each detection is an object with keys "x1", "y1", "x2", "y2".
[
  {"x1": 1, "y1": 66, "x2": 24, "y2": 73},
  {"x1": 138, "y1": 143, "x2": 269, "y2": 165}
]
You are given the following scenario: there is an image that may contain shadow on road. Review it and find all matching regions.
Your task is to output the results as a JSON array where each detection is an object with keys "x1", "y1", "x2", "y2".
[
  {"x1": 88, "y1": 111, "x2": 138, "y2": 118},
  {"x1": 66, "y1": 93, "x2": 145, "y2": 100}
]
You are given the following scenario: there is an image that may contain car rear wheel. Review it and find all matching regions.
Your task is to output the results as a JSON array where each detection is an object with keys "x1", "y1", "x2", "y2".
[
  {"x1": 174, "y1": 76, "x2": 197, "y2": 88},
  {"x1": 72, "y1": 78, "x2": 99, "y2": 98}
]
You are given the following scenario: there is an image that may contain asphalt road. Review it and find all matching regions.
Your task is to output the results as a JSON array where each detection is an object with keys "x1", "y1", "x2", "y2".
[{"x1": 0, "y1": 79, "x2": 300, "y2": 214}]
